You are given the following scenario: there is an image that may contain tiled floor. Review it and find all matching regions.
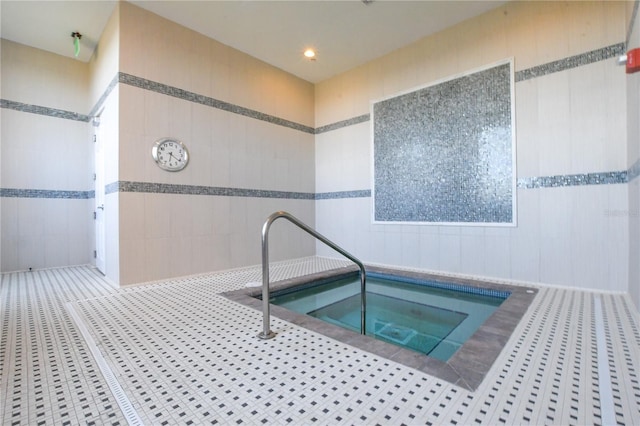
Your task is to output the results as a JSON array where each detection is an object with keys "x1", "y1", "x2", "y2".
[{"x1": 1, "y1": 257, "x2": 639, "y2": 425}]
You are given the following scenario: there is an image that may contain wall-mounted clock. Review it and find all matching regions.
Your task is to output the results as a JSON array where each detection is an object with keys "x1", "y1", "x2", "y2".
[{"x1": 152, "y1": 138, "x2": 189, "y2": 171}]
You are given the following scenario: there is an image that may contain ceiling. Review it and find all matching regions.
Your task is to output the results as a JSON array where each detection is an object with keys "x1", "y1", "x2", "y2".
[{"x1": 0, "y1": 0, "x2": 505, "y2": 83}]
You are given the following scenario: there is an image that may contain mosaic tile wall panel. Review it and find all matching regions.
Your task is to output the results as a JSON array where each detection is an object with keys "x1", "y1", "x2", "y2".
[{"x1": 372, "y1": 62, "x2": 515, "y2": 224}]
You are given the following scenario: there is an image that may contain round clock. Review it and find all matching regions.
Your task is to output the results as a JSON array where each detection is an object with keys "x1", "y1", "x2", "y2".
[{"x1": 152, "y1": 138, "x2": 189, "y2": 171}]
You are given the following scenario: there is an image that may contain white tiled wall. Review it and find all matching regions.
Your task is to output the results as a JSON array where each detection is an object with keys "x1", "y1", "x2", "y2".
[
  {"x1": 1, "y1": 111, "x2": 91, "y2": 189},
  {"x1": 3, "y1": 0, "x2": 637, "y2": 303},
  {"x1": 118, "y1": 3, "x2": 314, "y2": 129},
  {"x1": 315, "y1": 122, "x2": 371, "y2": 194},
  {"x1": 1, "y1": 41, "x2": 89, "y2": 113},
  {"x1": 626, "y1": 0, "x2": 640, "y2": 312},
  {"x1": 630, "y1": 179, "x2": 640, "y2": 311},
  {"x1": 113, "y1": 3, "x2": 316, "y2": 285},
  {"x1": 0, "y1": 40, "x2": 93, "y2": 272},
  {"x1": 1, "y1": 3, "x2": 316, "y2": 283},
  {"x1": 314, "y1": 1, "x2": 631, "y2": 292}
]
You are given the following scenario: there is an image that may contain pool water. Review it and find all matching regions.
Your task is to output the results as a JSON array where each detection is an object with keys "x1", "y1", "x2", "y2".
[{"x1": 269, "y1": 273, "x2": 507, "y2": 361}]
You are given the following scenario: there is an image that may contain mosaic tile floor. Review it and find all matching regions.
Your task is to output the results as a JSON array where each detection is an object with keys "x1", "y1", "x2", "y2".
[{"x1": 1, "y1": 257, "x2": 639, "y2": 425}]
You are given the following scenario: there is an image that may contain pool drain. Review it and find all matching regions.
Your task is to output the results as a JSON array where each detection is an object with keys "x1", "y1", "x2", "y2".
[{"x1": 376, "y1": 322, "x2": 417, "y2": 345}]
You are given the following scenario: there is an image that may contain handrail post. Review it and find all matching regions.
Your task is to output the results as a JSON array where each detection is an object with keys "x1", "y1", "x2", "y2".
[
  {"x1": 258, "y1": 216, "x2": 276, "y2": 339},
  {"x1": 360, "y1": 269, "x2": 366, "y2": 336},
  {"x1": 258, "y1": 211, "x2": 366, "y2": 340}
]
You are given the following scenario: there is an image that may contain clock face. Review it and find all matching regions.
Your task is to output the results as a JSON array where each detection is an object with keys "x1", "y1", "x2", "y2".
[{"x1": 152, "y1": 138, "x2": 189, "y2": 171}]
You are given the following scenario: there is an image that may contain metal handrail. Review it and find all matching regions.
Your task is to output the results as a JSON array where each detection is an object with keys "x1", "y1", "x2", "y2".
[{"x1": 258, "y1": 211, "x2": 366, "y2": 339}]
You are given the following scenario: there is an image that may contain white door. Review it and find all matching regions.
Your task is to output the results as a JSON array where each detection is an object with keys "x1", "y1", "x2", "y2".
[{"x1": 94, "y1": 117, "x2": 106, "y2": 274}]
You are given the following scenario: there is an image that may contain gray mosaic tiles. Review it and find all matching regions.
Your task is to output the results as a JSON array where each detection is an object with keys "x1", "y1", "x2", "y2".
[
  {"x1": 514, "y1": 43, "x2": 625, "y2": 82},
  {"x1": 107, "y1": 180, "x2": 315, "y2": 199},
  {"x1": 629, "y1": 158, "x2": 640, "y2": 182},
  {"x1": 314, "y1": 170, "x2": 634, "y2": 201},
  {"x1": 88, "y1": 73, "x2": 119, "y2": 118},
  {"x1": 517, "y1": 171, "x2": 629, "y2": 189},
  {"x1": 119, "y1": 73, "x2": 315, "y2": 134},
  {"x1": 0, "y1": 99, "x2": 91, "y2": 122},
  {"x1": 0, "y1": 188, "x2": 94, "y2": 199},
  {"x1": 315, "y1": 190, "x2": 372, "y2": 200},
  {"x1": 626, "y1": 1, "x2": 639, "y2": 49},
  {"x1": 315, "y1": 114, "x2": 370, "y2": 134},
  {"x1": 373, "y1": 62, "x2": 514, "y2": 224},
  {"x1": 104, "y1": 182, "x2": 119, "y2": 195},
  {"x1": 106, "y1": 182, "x2": 367, "y2": 200}
]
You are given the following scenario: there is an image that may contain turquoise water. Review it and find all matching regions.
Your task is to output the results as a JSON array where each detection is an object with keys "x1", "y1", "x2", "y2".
[{"x1": 269, "y1": 273, "x2": 506, "y2": 361}]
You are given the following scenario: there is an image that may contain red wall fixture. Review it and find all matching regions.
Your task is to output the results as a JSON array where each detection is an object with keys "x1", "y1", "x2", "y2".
[{"x1": 627, "y1": 48, "x2": 640, "y2": 74}]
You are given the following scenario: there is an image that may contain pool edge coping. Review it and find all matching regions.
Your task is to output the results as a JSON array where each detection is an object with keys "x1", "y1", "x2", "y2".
[{"x1": 222, "y1": 265, "x2": 538, "y2": 391}]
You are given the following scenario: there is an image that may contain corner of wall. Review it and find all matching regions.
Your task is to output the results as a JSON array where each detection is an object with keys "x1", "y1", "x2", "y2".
[
  {"x1": 626, "y1": 0, "x2": 640, "y2": 314},
  {"x1": 89, "y1": 2, "x2": 121, "y2": 285},
  {"x1": 89, "y1": 2, "x2": 120, "y2": 110}
]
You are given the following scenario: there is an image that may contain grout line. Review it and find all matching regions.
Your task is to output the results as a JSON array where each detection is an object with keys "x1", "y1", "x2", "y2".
[
  {"x1": 594, "y1": 296, "x2": 616, "y2": 426},
  {"x1": 65, "y1": 301, "x2": 144, "y2": 426}
]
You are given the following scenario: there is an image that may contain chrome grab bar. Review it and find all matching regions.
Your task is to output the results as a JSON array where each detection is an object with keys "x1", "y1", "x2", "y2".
[{"x1": 258, "y1": 211, "x2": 366, "y2": 339}]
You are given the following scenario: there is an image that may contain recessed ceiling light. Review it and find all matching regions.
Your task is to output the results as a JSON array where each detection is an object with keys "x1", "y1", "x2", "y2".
[{"x1": 304, "y1": 48, "x2": 316, "y2": 60}]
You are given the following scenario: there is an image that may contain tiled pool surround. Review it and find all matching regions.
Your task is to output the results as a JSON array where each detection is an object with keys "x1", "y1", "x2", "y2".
[
  {"x1": 3, "y1": 259, "x2": 639, "y2": 425},
  {"x1": 224, "y1": 264, "x2": 537, "y2": 391}
]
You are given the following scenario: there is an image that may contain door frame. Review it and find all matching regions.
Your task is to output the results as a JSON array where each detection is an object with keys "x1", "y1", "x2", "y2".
[{"x1": 93, "y1": 115, "x2": 106, "y2": 274}]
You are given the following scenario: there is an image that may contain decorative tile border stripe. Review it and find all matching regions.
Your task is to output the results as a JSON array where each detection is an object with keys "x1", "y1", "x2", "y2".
[
  {"x1": 106, "y1": 181, "x2": 315, "y2": 199},
  {"x1": 315, "y1": 114, "x2": 370, "y2": 134},
  {"x1": 626, "y1": 1, "x2": 639, "y2": 49},
  {"x1": 629, "y1": 158, "x2": 640, "y2": 182},
  {"x1": 266, "y1": 268, "x2": 508, "y2": 300},
  {"x1": 515, "y1": 43, "x2": 625, "y2": 82},
  {"x1": 0, "y1": 188, "x2": 94, "y2": 199},
  {"x1": 119, "y1": 73, "x2": 315, "y2": 135},
  {"x1": 3, "y1": 42, "x2": 626, "y2": 135},
  {"x1": 3, "y1": 42, "x2": 635, "y2": 204},
  {"x1": 0, "y1": 99, "x2": 91, "y2": 122},
  {"x1": 3, "y1": 168, "x2": 634, "y2": 200},
  {"x1": 316, "y1": 43, "x2": 626, "y2": 135},
  {"x1": 315, "y1": 190, "x2": 371, "y2": 200},
  {"x1": 517, "y1": 171, "x2": 628, "y2": 189},
  {"x1": 105, "y1": 182, "x2": 119, "y2": 195},
  {"x1": 88, "y1": 74, "x2": 119, "y2": 118},
  {"x1": 369, "y1": 271, "x2": 512, "y2": 299}
]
